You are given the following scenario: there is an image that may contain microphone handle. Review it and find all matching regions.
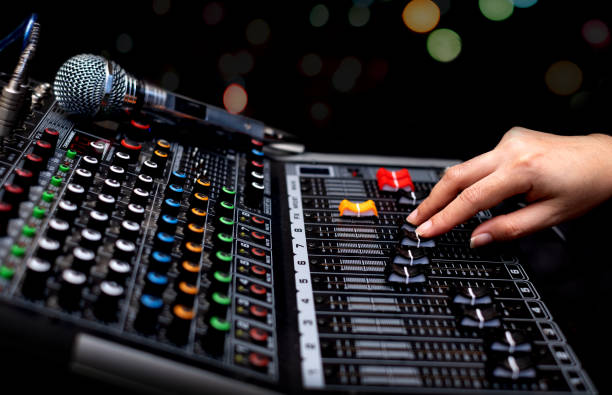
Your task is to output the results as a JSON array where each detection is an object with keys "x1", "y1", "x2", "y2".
[{"x1": 139, "y1": 80, "x2": 266, "y2": 140}]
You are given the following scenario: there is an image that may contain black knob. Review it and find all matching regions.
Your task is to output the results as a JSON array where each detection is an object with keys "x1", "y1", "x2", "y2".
[
  {"x1": 46, "y1": 217, "x2": 70, "y2": 242},
  {"x1": 3, "y1": 184, "x2": 25, "y2": 214},
  {"x1": 208, "y1": 270, "x2": 232, "y2": 295},
  {"x1": 134, "y1": 294, "x2": 163, "y2": 334},
  {"x1": 56, "y1": 199, "x2": 79, "y2": 222},
  {"x1": 178, "y1": 260, "x2": 201, "y2": 284},
  {"x1": 33, "y1": 139, "x2": 53, "y2": 161},
  {"x1": 134, "y1": 173, "x2": 154, "y2": 191},
  {"x1": 215, "y1": 216, "x2": 234, "y2": 234},
  {"x1": 245, "y1": 181, "x2": 264, "y2": 208},
  {"x1": 143, "y1": 271, "x2": 169, "y2": 295},
  {"x1": 36, "y1": 237, "x2": 62, "y2": 263},
  {"x1": 215, "y1": 200, "x2": 235, "y2": 219},
  {"x1": 182, "y1": 241, "x2": 203, "y2": 263},
  {"x1": 73, "y1": 168, "x2": 94, "y2": 187},
  {"x1": 193, "y1": 178, "x2": 211, "y2": 195},
  {"x1": 13, "y1": 168, "x2": 34, "y2": 194},
  {"x1": 169, "y1": 170, "x2": 187, "y2": 186},
  {"x1": 219, "y1": 186, "x2": 236, "y2": 202},
  {"x1": 203, "y1": 314, "x2": 231, "y2": 356},
  {"x1": 79, "y1": 228, "x2": 103, "y2": 251},
  {"x1": 72, "y1": 246, "x2": 96, "y2": 274},
  {"x1": 246, "y1": 170, "x2": 264, "y2": 186},
  {"x1": 58, "y1": 269, "x2": 87, "y2": 311},
  {"x1": 22, "y1": 257, "x2": 52, "y2": 300},
  {"x1": 157, "y1": 214, "x2": 178, "y2": 234},
  {"x1": 87, "y1": 210, "x2": 110, "y2": 232},
  {"x1": 89, "y1": 141, "x2": 105, "y2": 159},
  {"x1": 120, "y1": 138, "x2": 142, "y2": 163},
  {"x1": 189, "y1": 192, "x2": 209, "y2": 209},
  {"x1": 183, "y1": 223, "x2": 204, "y2": 243},
  {"x1": 165, "y1": 183, "x2": 183, "y2": 202},
  {"x1": 64, "y1": 183, "x2": 86, "y2": 204},
  {"x1": 23, "y1": 153, "x2": 44, "y2": 175},
  {"x1": 149, "y1": 250, "x2": 173, "y2": 273},
  {"x1": 212, "y1": 232, "x2": 233, "y2": 253},
  {"x1": 41, "y1": 128, "x2": 60, "y2": 149},
  {"x1": 107, "y1": 259, "x2": 131, "y2": 284},
  {"x1": 247, "y1": 148, "x2": 264, "y2": 163},
  {"x1": 174, "y1": 282, "x2": 199, "y2": 308},
  {"x1": 130, "y1": 187, "x2": 150, "y2": 207},
  {"x1": 246, "y1": 159, "x2": 264, "y2": 176},
  {"x1": 210, "y1": 250, "x2": 233, "y2": 274},
  {"x1": 81, "y1": 155, "x2": 99, "y2": 173},
  {"x1": 140, "y1": 159, "x2": 159, "y2": 178},
  {"x1": 156, "y1": 139, "x2": 171, "y2": 152},
  {"x1": 114, "y1": 239, "x2": 136, "y2": 262},
  {"x1": 153, "y1": 232, "x2": 175, "y2": 253},
  {"x1": 94, "y1": 281, "x2": 124, "y2": 322},
  {"x1": 206, "y1": 291, "x2": 231, "y2": 321},
  {"x1": 101, "y1": 178, "x2": 121, "y2": 198},
  {"x1": 112, "y1": 151, "x2": 131, "y2": 168},
  {"x1": 151, "y1": 149, "x2": 169, "y2": 170},
  {"x1": 167, "y1": 304, "x2": 195, "y2": 345},
  {"x1": 119, "y1": 220, "x2": 141, "y2": 241},
  {"x1": 107, "y1": 165, "x2": 126, "y2": 181},
  {"x1": 186, "y1": 207, "x2": 207, "y2": 226},
  {"x1": 95, "y1": 193, "x2": 116, "y2": 214},
  {"x1": 0, "y1": 202, "x2": 11, "y2": 235},
  {"x1": 125, "y1": 203, "x2": 145, "y2": 223},
  {"x1": 161, "y1": 198, "x2": 181, "y2": 217}
]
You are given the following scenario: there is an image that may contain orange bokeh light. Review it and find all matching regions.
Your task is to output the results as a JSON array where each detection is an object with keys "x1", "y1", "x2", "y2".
[
  {"x1": 223, "y1": 83, "x2": 248, "y2": 114},
  {"x1": 402, "y1": 0, "x2": 440, "y2": 34}
]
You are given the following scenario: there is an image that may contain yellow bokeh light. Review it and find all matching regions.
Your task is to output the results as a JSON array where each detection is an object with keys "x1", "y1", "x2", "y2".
[
  {"x1": 402, "y1": 0, "x2": 440, "y2": 34},
  {"x1": 545, "y1": 60, "x2": 583, "y2": 96}
]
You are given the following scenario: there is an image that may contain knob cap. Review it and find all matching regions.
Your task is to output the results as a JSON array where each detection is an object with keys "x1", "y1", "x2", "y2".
[
  {"x1": 167, "y1": 305, "x2": 195, "y2": 345},
  {"x1": 135, "y1": 173, "x2": 154, "y2": 191},
  {"x1": 107, "y1": 165, "x2": 126, "y2": 181},
  {"x1": 151, "y1": 149, "x2": 169, "y2": 170},
  {"x1": 64, "y1": 183, "x2": 86, "y2": 204},
  {"x1": 178, "y1": 260, "x2": 201, "y2": 284},
  {"x1": 119, "y1": 220, "x2": 141, "y2": 241},
  {"x1": 130, "y1": 188, "x2": 150, "y2": 207},
  {"x1": 79, "y1": 228, "x2": 103, "y2": 251},
  {"x1": 101, "y1": 178, "x2": 121, "y2": 198},
  {"x1": 21, "y1": 257, "x2": 52, "y2": 300},
  {"x1": 208, "y1": 270, "x2": 232, "y2": 295},
  {"x1": 215, "y1": 216, "x2": 234, "y2": 234},
  {"x1": 186, "y1": 207, "x2": 207, "y2": 226},
  {"x1": 112, "y1": 151, "x2": 131, "y2": 168},
  {"x1": 161, "y1": 198, "x2": 181, "y2": 217},
  {"x1": 95, "y1": 193, "x2": 116, "y2": 214},
  {"x1": 245, "y1": 181, "x2": 264, "y2": 209},
  {"x1": 36, "y1": 237, "x2": 62, "y2": 263},
  {"x1": 165, "y1": 183, "x2": 183, "y2": 202},
  {"x1": 135, "y1": 294, "x2": 163, "y2": 334},
  {"x1": 33, "y1": 139, "x2": 53, "y2": 161},
  {"x1": 210, "y1": 250, "x2": 233, "y2": 274},
  {"x1": 140, "y1": 159, "x2": 159, "y2": 178},
  {"x1": 143, "y1": 271, "x2": 169, "y2": 295},
  {"x1": 41, "y1": 128, "x2": 60, "y2": 149},
  {"x1": 23, "y1": 153, "x2": 44, "y2": 175},
  {"x1": 193, "y1": 178, "x2": 211, "y2": 195},
  {"x1": 206, "y1": 291, "x2": 231, "y2": 321},
  {"x1": 56, "y1": 199, "x2": 79, "y2": 222},
  {"x1": 107, "y1": 259, "x2": 131, "y2": 284},
  {"x1": 183, "y1": 223, "x2": 204, "y2": 243},
  {"x1": 157, "y1": 214, "x2": 178, "y2": 234},
  {"x1": 73, "y1": 168, "x2": 94, "y2": 187},
  {"x1": 87, "y1": 210, "x2": 110, "y2": 232},
  {"x1": 58, "y1": 269, "x2": 87, "y2": 311},
  {"x1": 46, "y1": 217, "x2": 70, "y2": 242},
  {"x1": 13, "y1": 168, "x2": 34, "y2": 194},
  {"x1": 189, "y1": 192, "x2": 209, "y2": 209},
  {"x1": 174, "y1": 281, "x2": 198, "y2": 308},
  {"x1": 149, "y1": 250, "x2": 173, "y2": 273},
  {"x1": 72, "y1": 246, "x2": 96, "y2": 274},
  {"x1": 81, "y1": 155, "x2": 99, "y2": 173},
  {"x1": 153, "y1": 232, "x2": 175, "y2": 253},
  {"x1": 94, "y1": 281, "x2": 124, "y2": 322},
  {"x1": 125, "y1": 203, "x2": 145, "y2": 223},
  {"x1": 182, "y1": 241, "x2": 203, "y2": 263},
  {"x1": 212, "y1": 232, "x2": 233, "y2": 253},
  {"x1": 169, "y1": 170, "x2": 187, "y2": 186},
  {"x1": 114, "y1": 239, "x2": 136, "y2": 262}
]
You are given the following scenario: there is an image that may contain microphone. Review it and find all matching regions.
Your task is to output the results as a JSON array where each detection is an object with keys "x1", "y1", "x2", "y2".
[{"x1": 53, "y1": 53, "x2": 296, "y2": 144}]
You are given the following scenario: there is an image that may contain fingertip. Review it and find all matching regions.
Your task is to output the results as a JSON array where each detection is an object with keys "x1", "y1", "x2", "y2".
[
  {"x1": 406, "y1": 208, "x2": 419, "y2": 225},
  {"x1": 415, "y1": 220, "x2": 432, "y2": 237}
]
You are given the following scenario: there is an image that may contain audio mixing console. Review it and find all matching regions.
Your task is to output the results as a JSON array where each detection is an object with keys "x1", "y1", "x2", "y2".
[{"x1": 0, "y1": 72, "x2": 597, "y2": 394}]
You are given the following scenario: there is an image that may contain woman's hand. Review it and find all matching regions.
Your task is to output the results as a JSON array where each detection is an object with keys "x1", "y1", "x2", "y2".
[{"x1": 406, "y1": 127, "x2": 612, "y2": 247}]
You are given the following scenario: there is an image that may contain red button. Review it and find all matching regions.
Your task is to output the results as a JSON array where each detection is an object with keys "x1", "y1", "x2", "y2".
[
  {"x1": 130, "y1": 120, "x2": 150, "y2": 130},
  {"x1": 251, "y1": 231, "x2": 265, "y2": 240},
  {"x1": 251, "y1": 216, "x2": 265, "y2": 225},
  {"x1": 249, "y1": 304, "x2": 267, "y2": 318},
  {"x1": 248, "y1": 352, "x2": 270, "y2": 368},
  {"x1": 250, "y1": 284, "x2": 267, "y2": 296},
  {"x1": 250, "y1": 265, "x2": 267, "y2": 277},
  {"x1": 121, "y1": 138, "x2": 142, "y2": 151},
  {"x1": 251, "y1": 248, "x2": 266, "y2": 258},
  {"x1": 249, "y1": 327, "x2": 269, "y2": 343},
  {"x1": 250, "y1": 160, "x2": 264, "y2": 169}
]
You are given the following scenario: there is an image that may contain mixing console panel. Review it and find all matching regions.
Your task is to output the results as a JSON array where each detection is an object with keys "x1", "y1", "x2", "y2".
[{"x1": 0, "y1": 74, "x2": 597, "y2": 394}]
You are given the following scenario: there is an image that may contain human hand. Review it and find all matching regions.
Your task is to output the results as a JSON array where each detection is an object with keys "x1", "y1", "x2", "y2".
[{"x1": 406, "y1": 127, "x2": 612, "y2": 248}]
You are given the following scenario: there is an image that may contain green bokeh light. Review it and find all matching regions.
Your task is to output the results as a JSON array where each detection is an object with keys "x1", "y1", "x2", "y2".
[
  {"x1": 426, "y1": 28, "x2": 462, "y2": 63},
  {"x1": 479, "y1": 0, "x2": 514, "y2": 21},
  {"x1": 310, "y1": 4, "x2": 329, "y2": 27}
]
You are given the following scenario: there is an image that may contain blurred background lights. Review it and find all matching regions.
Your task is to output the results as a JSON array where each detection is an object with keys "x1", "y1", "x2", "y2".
[
  {"x1": 348, "y1": 6, "x2": 370, "y2": 27},
  {"x1": 299, "y1": 54, "x2": 323, "y2": 77},
  {"x1": 426, "y1": 28, "x2": 461, "y2": 62},
  {"x1": 203, "y1": 2, "x2": 224, "y2": 26},
  {"x1": 332, "y1": 57, "x2": 362, "y2": 92},
  {"x1": 246, "y1": 19, "x2": 270, "y2": 45},
  {"x1": 479, "y1": 0, "x2": 514, "y2": 22},
  {"x1": 218, "y1": 51, "x2": 254, "y2": 78},
  {"x1": 402, "y1": 0, "x2": 440, "y2": 33},
  {"x1": 115, "y1": 33, "x2": 133, "y2": 54},
  {"x1": 223, "y1": 83, "x2": 248, "y2": 114},
  {"x1": 432, "y1": 0, "x2": 451, "y2": 15},
  {"x1": 152, "y1": 0, "x2": 171, "y2": 15},
  {"x1": 310, "y1": 4, "x2": 330, "y2": 27},
  {"x1": 512, "y1": 0, "x2": 537, "y2": 8},
  {"x1": 545, "y1": 60, "x2": 583, "y2": 96},
  {"x1": 160, "y1": 70, "x2": 180, "y2": 91},
  {"x1": 310, "y1": 102, "x2": 330, "y2": 122},
  {"x1": 582, "y1": 19, "x2": 610, "y2": 48}
]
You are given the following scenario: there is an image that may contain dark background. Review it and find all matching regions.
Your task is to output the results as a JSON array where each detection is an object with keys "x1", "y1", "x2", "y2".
[{"x1": 2, "y1": 1, "x2": 611, "y2": 393}]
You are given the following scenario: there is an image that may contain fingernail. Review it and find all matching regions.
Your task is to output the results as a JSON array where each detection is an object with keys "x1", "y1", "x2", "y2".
[
  {"x1": 406, "y1": 209, "x2": 418, "y2": 224},
  {"x1": 415, "y1": 220, "x2": 432, "y2": 236},
  {"x1": 470, "y1": 233, "x2": 493, "y2": 248}
]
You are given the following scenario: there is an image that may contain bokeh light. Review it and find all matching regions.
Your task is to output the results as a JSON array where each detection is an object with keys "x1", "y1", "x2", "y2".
[
  {"x1": 160, "y1": 70, "x2": 179, "y2": 91},
  {"x1": 152, "y1": 0, "x2": 170, "y2": 15},
  {"x1": 203, "y1": 2, "x2": 224, "y2": 26},
  {"x1": 479, "y1": 0, "x2": 514, "y2": 22},
  {"x1": 426, "y1": 28, "x2": 461, "y2": 62},
  {"x1": 310, "y1": 4, "x2": 329, "y2": 27},
  {"x1": 348, "y1": 6, "x2": 370, "y2": 27},
  {"x1": 512, "y1": 0, "x2": 537, "y2": 8},
  {"x1": 299, "y1": 54, "x2": 323, "y2": 77},
  {"x1": 116, "y1": 33, "x2": 133, "y2": 54},
  {"x1": 332, "y1": 57, "x2": 362, "y2": 92},
  {"x1": 545, "y1": 60, "x2": 583, "y2": 96},
  {"x1": 223, "y1": 83, "x2": 248, "y2": 114},
  {"x1": 582, "y1": 19, "x2": 610, "y2": 48},
  {"x1": 310, "y1": 102, "x2": 330, "y2": 122},
  {"x1": 246, "y1": 19, "x2": 270, "y2": 45},
  {"x1": 570, "y1": 91, "x2": 590, "y2": 110},
  {"x1": 218, "y1": 51, "x2": 254, "y2": 78},
  {"x1": 367, "y1": 58, "x2": 389, "y2": 81},
  {"x1": 402, "y1": 0, "x2": 440, "y2": 34},
  {"x1": 433, "y1": 0, "x2": 451, "y2": 15}
]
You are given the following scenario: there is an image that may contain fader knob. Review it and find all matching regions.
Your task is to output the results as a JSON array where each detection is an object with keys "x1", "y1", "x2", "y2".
[
  {"x1": 41, "y1": 128, "x2": 60, "y2": 148},
  {"x1": 94, "y1": 281, "x2": 124, "y2": 322},
  {"x1": 33, "y1": 140, "x2": 53, "y2": 161},
  {"x1": 21, "y1": 257, "x2": 52, "y2": 300},
  {"x1": 135, "y1": 294, "x2": 163, "y2": 334},
  {"x1": 58, "y1": 269, "x2": 87, "y2": 311}
]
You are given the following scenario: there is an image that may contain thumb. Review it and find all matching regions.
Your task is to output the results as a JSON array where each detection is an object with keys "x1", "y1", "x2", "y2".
[{"x1": 469, "y1": 201, "x2": 561, "y2": 248}]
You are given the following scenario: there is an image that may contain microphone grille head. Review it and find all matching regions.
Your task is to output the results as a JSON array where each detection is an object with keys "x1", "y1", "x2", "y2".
[{"x1": 53, "y1": 54, "x2": 127, "y2": 117}]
